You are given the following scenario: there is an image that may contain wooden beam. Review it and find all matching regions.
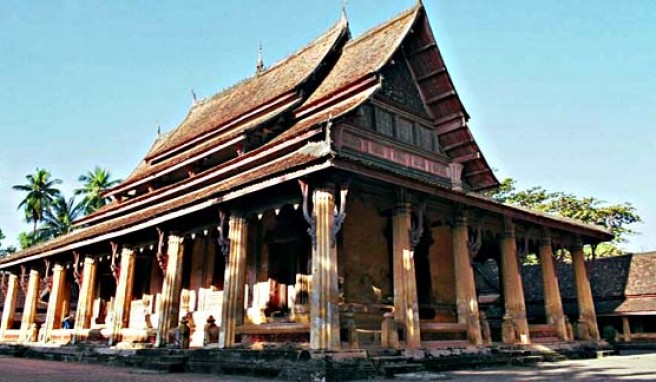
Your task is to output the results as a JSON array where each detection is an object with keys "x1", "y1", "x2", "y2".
[
  {"x1": 426, "y1": 90, "x2": 456, "y2": 105},
  {"x1": 433, "y1": 112, "x2": 465, "y2": 126},
  {"x1": 434, "y1": 117, "x2": 465, "y2": 136},
  {"x1": 452, "y1": 152, "x2": 480, "y2": 163},
  {"x1": 464, "y1": 168, "x2": 491, "y2": 178},
  {"x1": 443, "y1": 139, "x2": 474, "y2": 152},
  {"x1": 331, "y1": 160, "x2": 613, "y2": 241},
  {"x1": 407, "y1": 43, "x2": 436, "y2": 57},
  {"x1": 416, "y1": 67, "x2": 447, "y2": 82}
]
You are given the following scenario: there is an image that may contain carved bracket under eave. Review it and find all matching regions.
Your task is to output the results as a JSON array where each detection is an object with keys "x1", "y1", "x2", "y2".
[
  {"x1": 156, "y1": 227, "x2": 167, "y2": 274},
  {"x1": 0, "y1": 271, "x2": 7, "y2": 297},
  {"x1": 331, "y1": 178, "x2": 351, "y2": 247},
  {"x1": 516, "y1": 237, "x2": 530, "y2": 267},
  {"x1": 72, "y1": 251, "x2": 82, "y2": 289},
  {"x1": 19, "y1": 265, "x2": 28, "y2": 294},
  {"x1": 217, "y1": 210, "x2": 230, "y2": 258},
  {"x1": 299, "y1": 179, "x2": 317, "y2": 249},
  {"x1": 110, "y1": 241, "x2": 120, "y2": 285},
  {"x1": 410, "y1": 198, "x2": 427, "y2": 249},
  {"x1": 467, "y1": 224, "x2": 483, "y2": 264}
]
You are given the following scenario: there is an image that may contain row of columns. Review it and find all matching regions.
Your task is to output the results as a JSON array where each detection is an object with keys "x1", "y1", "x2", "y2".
[{"x1": 0, "y1": 192, "x2": 601, "y2": 350}]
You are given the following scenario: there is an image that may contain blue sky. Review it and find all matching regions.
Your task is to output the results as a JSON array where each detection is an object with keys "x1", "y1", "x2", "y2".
[{"x1": 0, "y1": 0, "x2": 654, "y2": 251}]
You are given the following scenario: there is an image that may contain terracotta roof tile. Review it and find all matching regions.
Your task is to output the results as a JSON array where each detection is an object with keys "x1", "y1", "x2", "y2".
[
  {"x1": 303, "y1": 7, "x2": 418, "y2": 106},
  {"x1": 145, "y1": 18, "x2": 348, "y2": 162},
  {"x1": 0, "y1": 148, "x2": 330, "y2": 267}
]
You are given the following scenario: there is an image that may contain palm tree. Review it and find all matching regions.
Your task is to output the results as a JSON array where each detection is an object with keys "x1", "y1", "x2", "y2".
[
  {"x1": 12, "y1": 168, "x2": 62, "y2": 240},
  {"x1": 40, "y1": 195, "x2": 85, "y2": 239},
  {"x1": 74, "y1": 166, "x2": 121, "y2": 214}
]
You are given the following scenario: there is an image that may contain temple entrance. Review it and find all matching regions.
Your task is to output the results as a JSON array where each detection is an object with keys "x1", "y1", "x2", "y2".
[{"x1": 248, "y1": 205, "x2": 311, "y2": 325}]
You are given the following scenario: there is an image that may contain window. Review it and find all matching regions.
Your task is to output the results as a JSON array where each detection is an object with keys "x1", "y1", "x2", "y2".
[
  {"x1": 397, "y1": 118, "x2": 414, "y2": 145},
  {"x1": 418, "y1": 125, "x2": 434, "y2": 152},
  {"x1": 376, "y1": 109, "x2": 394, "y2": 137}
]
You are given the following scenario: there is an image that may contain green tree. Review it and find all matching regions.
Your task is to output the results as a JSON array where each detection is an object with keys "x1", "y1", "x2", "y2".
[
  {"x1": 485, "y1": 178, "x2": 641, "y2": 256},
  {"x1": 0, "y1": 228, "x2": 15, "y2": 257},
  {"x1": 12, "y1": 169, "x2": 62, "y2": 240},
  {"x1": 17, "y1": 231, "x2": 47, "y2": 250},
  {"x1": 40, "y1": 195, "x2": 85, "y2": 239},
  {"x1": 74, "y1": 167, "x2": 121, "y2": 214}
]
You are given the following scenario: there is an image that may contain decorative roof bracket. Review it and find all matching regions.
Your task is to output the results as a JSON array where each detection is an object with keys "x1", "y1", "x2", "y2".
[
  {"x1": 331, "y1": 178, "x2": 351, "y2": 247},
  {"x1": 217, "y1": 210, "x2": 230, "y2": 257},
  {"x1": 410, "y1": 198, "x2": 427, "y2": 249},
  {"x1": 299, "y1": 179, "x2": 317, "y2": 249},
  {"x1": 156, "y1": 227, "x2": 167, "y2": 274}
]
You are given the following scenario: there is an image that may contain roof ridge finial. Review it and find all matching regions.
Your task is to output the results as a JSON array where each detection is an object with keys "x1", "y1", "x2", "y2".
[
  {"x1": 156, "y1": 121, "x2": 161, "y2": 137},
  {"x1": 256, "y1": 42, "x2": 264, "y2": 74},
  {"x1": 191, "y1": 89, "x2": 198, "y2": 105},
  {"x1": 341, "y1": 0, "x2": 348, "y2": 20}
]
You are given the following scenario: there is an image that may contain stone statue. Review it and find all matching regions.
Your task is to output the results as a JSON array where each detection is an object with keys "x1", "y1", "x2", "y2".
[
  {"x1": 502, "y1": 313, "x2": 518, "y2": 344},
  {"x1": 204, "y1": 315, "x2": 219, "y2": 346},
  {"x1": 479, "y1": 311, "x2": 492, "y2": 345},
  {"x1": 565, "y1": 316, "x2": 574, "y2": 341},
  {"x1": 176, "y1": 316, "x2": 191, "y2": 349},
  {"x1": 578, "y1": 317, "x2": 593, "y2": 341}
]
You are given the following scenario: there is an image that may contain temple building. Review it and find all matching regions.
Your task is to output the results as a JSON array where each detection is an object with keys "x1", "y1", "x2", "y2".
[{"x1": 0, "y1": 3, "x2": 612, "y2": 354}]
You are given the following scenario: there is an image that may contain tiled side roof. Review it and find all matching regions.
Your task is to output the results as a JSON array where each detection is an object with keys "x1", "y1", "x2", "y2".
[
  {"x1": 78, "y1": 100, "x2": 298, "y2": 226},
  {"x1": 522, "y1": 252, "x2": 656, "y2": 314},
  {"x1": 106, "y1": 17, "x2": 348, "y2": 196},
  {"x1": 148, "y1": 18, "x2": 347, "y2": 160},
  {"x1": 303, "y1": 7, "x2": 418, "y2": 106},
  {"x1": 0, "y1": 146, "x2": 331, "y2": 267}
]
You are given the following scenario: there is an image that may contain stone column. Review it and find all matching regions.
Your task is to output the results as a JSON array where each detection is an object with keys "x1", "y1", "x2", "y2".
[
  {"x1": 43, "y1": 264, "x2": 66, "y2": 342},
  {"x1": 219, "y1": 214, "x2": 249, "y2": 348},
  {"x1": 20, "y1": 270, "x2": 40, "y2": 342},
  {"x1": 1, "y1": 274, "x2": 19, "y2": 338},
  {"x1": 452, "y1": 216, "x2": 483, "y2": 345},
  {"x1": 309, "y1": 187, "x2": 341, "y2": 350},
  {"x1": 73, "y1": 257, "x2": 97, "y2": 344},
  {"x1": 155, "y1": 235, "x2": 185, "y2": 347},
  {"x1": 571, "y1": 244, "x2": 600, "y2": 341},
  {"x1": 499, "y1": 222, "x2": 530, "y2": 344},
  {"x1": 109, "y1": 248, "x2": 136, "y2": 345},
  {"x1": 392, "y1": 191, "x2": 421, "y2": 349},
  {"x1": 538, "y1": 235, "x2": 568, "y2": 340}
]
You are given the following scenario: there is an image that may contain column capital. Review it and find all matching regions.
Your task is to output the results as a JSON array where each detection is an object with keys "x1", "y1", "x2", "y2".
[
  {"x1": 540, "y1": 236, "x2": 552, "y2": 247},
  {"x1": 53, "y1": 263, "x2": 65, "y2": 271},
  {"x1": 167, "y1": 234, "x2": 185, "y2": 246},
  {"x1": 454, "y1": 215, "x2": 468, "y2": 227},
  {"x1": 120, "y1": 247, "x2": 135, "y2": 257},
  {"x1": 29, "y1": 269, "x2": 40, "y2": 277},
  {"x1": 502, "y1": 216, "x2": 515, "y2": 238},
  {"x1": 570, "y1": 243, "x2": 584, "y2": 252},
  {"x1": 83, "y1": 257, "x2": 96, "y2": 265}
]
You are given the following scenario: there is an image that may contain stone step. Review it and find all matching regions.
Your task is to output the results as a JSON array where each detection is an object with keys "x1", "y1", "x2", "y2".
[
  {"x1": 510, "y1": 355, "x2": 544, "y2": 365},
  {"x1": 542, "y1": 353, "x2": 567, "y2": 362},
  {"x1": 394, "y1": 371, "x2": 448, "y2": 381},
  {"x1": 367, "y1": 349, "x2": 403, "y2": 357}
]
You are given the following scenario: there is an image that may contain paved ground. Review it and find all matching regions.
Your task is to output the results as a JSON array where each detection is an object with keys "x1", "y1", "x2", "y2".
[{"x1": 0, "y1": 351, "x2": 655, "y2": 381}]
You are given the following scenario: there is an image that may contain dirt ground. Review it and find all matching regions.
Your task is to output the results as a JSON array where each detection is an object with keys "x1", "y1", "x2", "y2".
[{"x1": 0, "y1": 350, "x2": 654, "y2": 381}]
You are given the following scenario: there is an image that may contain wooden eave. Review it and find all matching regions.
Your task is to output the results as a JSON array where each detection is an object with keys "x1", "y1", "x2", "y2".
[
  {"x1": 332, "y1": 157, "x2": 613, "y2": 242},
  {"x1": 102, "y1": 16, "x2": 350, "y2": 199},
  {"x1": 0, "y1": 147, "x2": 334, "y2": 269},
  {"x1": 75, "y1": 126, "x2": 321, "y2": 228},
  {"x1": 101, "y1": 94, "x2": 302, "y2": 201},
  {"x1": 400, "y1": 7, "x2": 498, "y2": 191},
  {"x1": 148, "y1": 90, "x2": 300, "y2": 165}
]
